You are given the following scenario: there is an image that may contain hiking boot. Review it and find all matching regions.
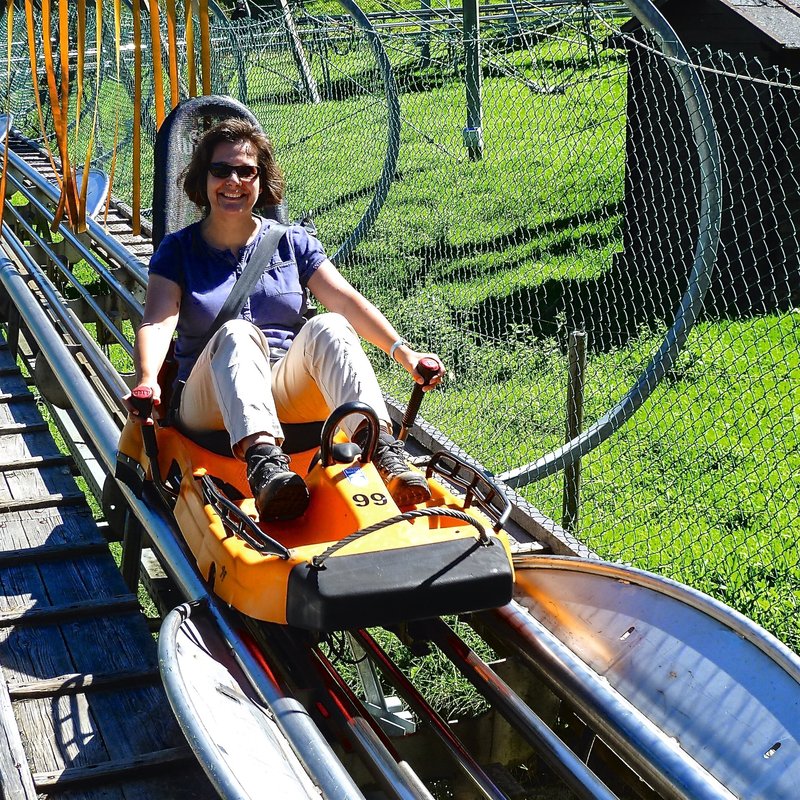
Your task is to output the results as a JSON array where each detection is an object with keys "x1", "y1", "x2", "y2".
[
  {"x1": 354, "y1": 429, "x2": 431, "y2": 507},
  {"x1": 245, "y1": 443, "x2": 309, "y2": 521}
]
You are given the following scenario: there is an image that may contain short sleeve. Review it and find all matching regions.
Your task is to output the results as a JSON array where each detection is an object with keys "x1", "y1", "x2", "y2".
[
  {"x1": 288, "y1": 225, "x2": 328, "y2": 285},
  {"x1": 147, "y1": 231, "x2": 185, "y2": 287}
]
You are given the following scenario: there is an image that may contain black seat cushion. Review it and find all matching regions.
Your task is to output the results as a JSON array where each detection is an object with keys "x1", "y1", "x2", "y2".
[{"x1": 173, "y1": 420, "x2": 324, "y2": 457}]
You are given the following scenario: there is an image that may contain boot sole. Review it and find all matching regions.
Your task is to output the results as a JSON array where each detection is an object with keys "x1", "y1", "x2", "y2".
[{"x1": 386, "y1": 473, "x2": 432, "y2": 507}]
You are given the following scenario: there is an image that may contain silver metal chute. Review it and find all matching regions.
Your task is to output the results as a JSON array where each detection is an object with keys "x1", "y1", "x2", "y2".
[
  {"x1": 159, "y1": 603, "x2": 326, "y2": 800},
  {"x1": 484, "y1": 556, "x2": 800, "y2": 800}
]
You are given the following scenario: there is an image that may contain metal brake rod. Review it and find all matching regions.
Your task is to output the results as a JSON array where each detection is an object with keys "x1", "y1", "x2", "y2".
[
  {"x1": 422, "y1": 618, "x2": 619, "y2": 800},
  {"x1": 353, "y1": 629, "x2": 510, "y2": 800},
  {"x1": 311, "y1": 645, "x2": 434, "y2": 800},
  {"x1": 0, "y1": 250, "x2": 365, "y2": 800},
  {"x1": 261, "y1": 626, "x2": 431, "y2": 800}
]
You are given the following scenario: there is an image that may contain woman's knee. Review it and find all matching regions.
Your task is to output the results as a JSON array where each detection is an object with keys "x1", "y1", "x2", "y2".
[{"x1": 210, "y1": 319, "x2": 270, "y2": 356}]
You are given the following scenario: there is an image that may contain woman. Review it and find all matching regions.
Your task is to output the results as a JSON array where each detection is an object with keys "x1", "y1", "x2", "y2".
[{"x1": 124, "y1": 118, "x2": 444, "y2": 522}]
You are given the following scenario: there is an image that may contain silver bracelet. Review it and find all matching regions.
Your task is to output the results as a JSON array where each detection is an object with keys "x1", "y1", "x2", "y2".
[{"x1": 389, "y1": 338, "x2": 408, "y2": 362}]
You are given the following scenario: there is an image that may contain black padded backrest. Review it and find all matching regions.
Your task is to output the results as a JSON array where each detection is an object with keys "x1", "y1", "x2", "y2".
[
  {"x1": 152, "y1": 96, "x2": 322, "y2": 454},
  {"x1": 152, "y1": 95, "x2": 288, "y2": 250}
]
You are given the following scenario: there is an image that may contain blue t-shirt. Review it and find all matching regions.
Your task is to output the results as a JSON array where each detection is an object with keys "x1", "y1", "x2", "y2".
[{"x1": 148, "y1": 218, "x2": 327, "y2": 381}]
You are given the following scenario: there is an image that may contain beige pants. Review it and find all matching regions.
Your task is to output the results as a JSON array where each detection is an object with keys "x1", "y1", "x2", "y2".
[{"x1": 178, "y1": 314, "x2": 391, "y2": 454}]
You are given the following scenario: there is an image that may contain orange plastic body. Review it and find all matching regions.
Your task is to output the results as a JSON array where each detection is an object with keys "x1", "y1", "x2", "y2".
[{"x1": 117, "y1": 418, "x2": 514, "y2": 626}]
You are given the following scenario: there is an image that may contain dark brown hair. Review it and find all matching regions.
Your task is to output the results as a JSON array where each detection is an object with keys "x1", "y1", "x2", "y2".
[{"x1": 181, "y1": 118, "x2": 284, "y2": 211}]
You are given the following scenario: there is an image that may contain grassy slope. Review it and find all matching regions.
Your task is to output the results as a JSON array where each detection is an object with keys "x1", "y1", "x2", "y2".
[{"x1": 261, "y1": 35, "x2": 800, "y2": 651}]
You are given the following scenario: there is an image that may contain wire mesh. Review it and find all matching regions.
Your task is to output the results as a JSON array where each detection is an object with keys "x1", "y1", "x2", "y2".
[{"x1": 1, "y1": 1, "x2": 797, "y2": 651}]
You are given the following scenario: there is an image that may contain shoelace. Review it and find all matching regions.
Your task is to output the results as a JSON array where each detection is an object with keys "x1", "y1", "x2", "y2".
[
  {"x1": 375, "y1": 437, "x2": 410, "y2": 475},
  {"x1": 246, "y1": 449, "x2": 290, "y2": 483}
]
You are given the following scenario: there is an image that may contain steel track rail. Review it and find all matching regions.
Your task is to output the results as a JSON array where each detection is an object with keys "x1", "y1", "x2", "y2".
[
  {"x1": 421, "y1": 617, "x2": 618, "y2": 800},
  {"x1": 480, "y1": 602, "x2": 737, "y2": 800},
  {"x1": 246, "y1": 623, "x2": 433, "y2": 800}
]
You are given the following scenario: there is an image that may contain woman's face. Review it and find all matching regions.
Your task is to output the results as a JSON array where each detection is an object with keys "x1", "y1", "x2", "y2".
[{"x1": 205, "y1": 139, "x2": 260, "y2": 220}]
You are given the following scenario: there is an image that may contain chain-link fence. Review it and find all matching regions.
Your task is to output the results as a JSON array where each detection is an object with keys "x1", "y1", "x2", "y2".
[{"x1": 2, "y1": 1, "x2": 798, "y2": 650}]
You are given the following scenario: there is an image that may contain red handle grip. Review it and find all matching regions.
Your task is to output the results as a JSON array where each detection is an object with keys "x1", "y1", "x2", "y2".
[
  {"x1": 416, "y1": 357, "x2": 440, "y2": 384},
  {"x1": 129, "y1": 385, "x2": 154, "y2": 418}
]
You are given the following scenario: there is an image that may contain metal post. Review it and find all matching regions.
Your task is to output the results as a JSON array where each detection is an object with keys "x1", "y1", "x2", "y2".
[
  {"x1": 562, "y1": 331, "x2": 586, "y2": 532},
  {"x1": 121, "y1": 507, "x2": 145, "y2": 592},
  {"x1": 277, "y1": 0, "x2": 321, "y2": 104},
  {"x1": 462, "y1": 0, "x2": 483, "y2": 160},
  {"x1": 420, "y1": 0, "x2": 432, "y2": 69}
]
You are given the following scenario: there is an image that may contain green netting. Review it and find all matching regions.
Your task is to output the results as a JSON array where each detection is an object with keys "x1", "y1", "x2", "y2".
[{"x1": 2, "y1": 1, "x2": 798, "y2": 650}]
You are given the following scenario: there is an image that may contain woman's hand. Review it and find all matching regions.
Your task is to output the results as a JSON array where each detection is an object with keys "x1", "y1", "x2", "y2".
[
  {"x1": 126, "y1": 275, "x2": 181, "y2": 426},
  {"x1": 394, "y1": 346, "x2": 445, "y2": 391},
  {"x1": 122, "y1": 382, "x2": 161, "y2": 426}
]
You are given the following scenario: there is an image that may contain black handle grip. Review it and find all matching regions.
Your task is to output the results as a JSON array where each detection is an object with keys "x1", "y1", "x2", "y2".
[
  {"x1": 400, "y1": 357, "x2": 440, "y2": 437},
  {"x1": 129, "y1": 385, "x2": 154, "y2": 419},
  {"x1": 321, "y1": 401, "x2": 381, "y2": 468}
]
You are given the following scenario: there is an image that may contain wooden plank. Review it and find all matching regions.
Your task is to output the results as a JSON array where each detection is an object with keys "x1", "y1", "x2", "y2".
[
  {"x1": 0, "y1": 455, "x2": 72, "y2": 472},
  {"x1": 73, "y1": 685, "x2": 194, "y2": 764},
  {"x1": 0, "y1": 421, "x2": 49, "y2": 435},
  {"x1": 0, "y1": 391, "x2": 36, "y2": 403},
  {"x1": 0, "y1": 506, "x2": 105, "y2": 551},
  {"x1": 0, "y1": 493, "x2": 87, "y2": 512},
  {"x1": 0, "y1": 324, "x2": 212, "y2": 797},
  {"x1": 101, "y1": 770, "x2": 216, "y2": 800},
  {"x1": 0, "y1": 592, "x2": 166, "y2": 782},
  {"x1": 0, "y1": 596, "x2": 140, "y2": 626},
  {"x1": 36, "y1": 551, "x2": 135, "y2": 608},
  {"x1": 12, "y1": 561, "x2": 190, "y2": 768},
  {"x1": 2, "y1": 457, "x2": 77, "y2": 491},
  {"x1": 0, "y1": 541, "x2": 109, "y2": 567},
  {"x1": 0, "y1": 430, "x2": 66, "y2": 461},
  {"x1": 0, "y1": 399, "x2": 50, "y2": 427},
  {"x1": 34, "y1": 561, "x2": 159, "y2": 674},
  {"x1": 7, "y1": 667, "x2": 160, "y2": 699},
  {"x1": 0, "y1": 665, "x2": 38, "y2": 799},
  {"x1": 0, "y1": 597, "x2": 182, "y2": 785},
  {"x1": 12, "y1": 693, "x2": 112, "y2": 775},
  {"x1": 33, "y1": 745, "x2": 196, "y2": 789}
]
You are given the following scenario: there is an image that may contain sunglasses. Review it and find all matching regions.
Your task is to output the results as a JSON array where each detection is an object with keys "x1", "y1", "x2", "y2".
[{"x1": 208, "y1": 162, "x2": 259, "y2": 180}]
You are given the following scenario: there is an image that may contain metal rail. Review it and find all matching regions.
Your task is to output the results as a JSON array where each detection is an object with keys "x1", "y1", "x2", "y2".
[
  {"x1": 481, "y1": 602, "x2": 737, "y2": 800},
  {"x1": 422, "y1": 617, "x2": 618, "y2": 800},
  {"x1": 353, "y1": 629, "x2": 511, "y2": 800},
  {"x1": 1, "y1": 138, "x2": 149, "y2": 289}
]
